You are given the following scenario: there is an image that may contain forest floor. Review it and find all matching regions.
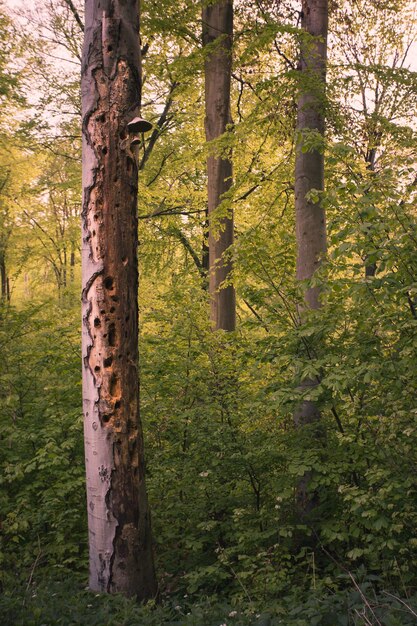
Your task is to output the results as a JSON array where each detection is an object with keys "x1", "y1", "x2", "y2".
[{"x1": 1, "y1": 569, "x2": 417, "y2": 626}]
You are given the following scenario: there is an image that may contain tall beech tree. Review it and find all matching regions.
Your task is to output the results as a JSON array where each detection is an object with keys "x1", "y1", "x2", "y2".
[
  {"x1": 81, "y1": 0, "x2": 157, "y2": 598},
  {"x1": 203, "y1": 0, "x2": 235, "y2": 331},
  {"x1": 293, "y1": 0, "x2": 328, "y2": 514}
]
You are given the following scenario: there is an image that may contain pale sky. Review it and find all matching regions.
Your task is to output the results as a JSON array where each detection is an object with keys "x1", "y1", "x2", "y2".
[{"x1": 4, "y1": 0, "x2": 417, "y2": 105}]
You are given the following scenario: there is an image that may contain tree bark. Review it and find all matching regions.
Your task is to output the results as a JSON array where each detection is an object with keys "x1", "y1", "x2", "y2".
[
  {"x1": 0, "y1": 253, "x2": 8, "y2": 301},
  {"x1": 364, "y1": 145, "x2": 377, "y2": 277},
  {"x1": 294, "y1": 0, "x2": 328, "y2": 515},
  {"x1": 81, "y1": 0, "x2": 157, "y2": 599},
  {"x1": 70, "y1": 247, "x2": 75, "y2": 283},
  {"x1": 203, "y1": 0, "x2": 235, "y2": 331},
  {"x1": 202, "y1": 205, "x2": 209, "y2": 286}
]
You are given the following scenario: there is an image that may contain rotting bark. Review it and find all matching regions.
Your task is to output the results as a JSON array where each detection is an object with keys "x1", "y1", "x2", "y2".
[
  {"x1": 203, "y1": 0, "x2": 235, "y2": 331},
  {"x1": 81, "y1": 0, "x2": 157, "y2": 599},
  {"x1": 293, "y1": 0, "x2": 328, "y2": 515}
]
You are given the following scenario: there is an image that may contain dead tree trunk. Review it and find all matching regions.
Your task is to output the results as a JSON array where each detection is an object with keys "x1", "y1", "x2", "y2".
[
  {"x1": 81, "y1": 0, "x2": 157, "y2": 599},
  {"x1": 294, "y1": 0, "x2": 328, "y2": 515},
  {"x1": 203, "y1": 0, "x2": 235, "y2": 331}
]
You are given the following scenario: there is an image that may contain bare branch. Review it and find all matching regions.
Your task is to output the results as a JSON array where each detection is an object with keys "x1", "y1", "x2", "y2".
[
  {"x1": 63, "y1": 0, "x2": 84, "y2": 33},
  {"x1": 139, "y1": 82, "x2": 178, "y2": 171},
  {"x1": 167, "y1": 226, "x2": 206, "y2": 279}
]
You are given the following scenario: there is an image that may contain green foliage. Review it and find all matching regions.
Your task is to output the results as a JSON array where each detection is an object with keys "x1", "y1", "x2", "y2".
[
  {"x1": 0, "y1": 301, "x2": 86, "y2": 588},
  {"x1": 2, "y1": 573, "x2": 417, "y2": 625},
  {"x1": 1, "y1": 0, "x2": 417, "y2": 623},
  {"x1": 0, "y1": 2, "x2": 24, "y2": 109}
]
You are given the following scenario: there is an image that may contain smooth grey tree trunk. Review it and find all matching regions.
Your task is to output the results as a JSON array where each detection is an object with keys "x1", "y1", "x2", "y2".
[
  {"x1": 294, "y1": 0, "x2": 328, "y2": 515},
  {"x1": 81, "y1": 0, "x2": 157, "y2": 599},
  {"x1": 203, "y1": 0, "x2": 235, "y2": 331}
]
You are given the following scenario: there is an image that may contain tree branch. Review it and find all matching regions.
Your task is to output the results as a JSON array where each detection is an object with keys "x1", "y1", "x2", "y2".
[
  {"x1": 63, "y1": 0, "x2": 84, "y2": 33},
  {"x1": 242, "y1": 298, "x2": 269, "y2": 332},
  {"x1": 139, "y1": 82, "x2": 178, "y2": 171},
  {"x1": 167, "y1": 226, "x2": 206, "y2": 280},
  {"x1": 138, "y1": 207, "x2": 205, "y2": 219}
]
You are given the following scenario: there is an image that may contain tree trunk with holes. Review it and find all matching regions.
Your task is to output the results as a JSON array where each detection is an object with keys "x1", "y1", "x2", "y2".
[
  {"x1": 81, "y1": 0, "x2": 157, "y2": 599},
  {"x1": 294, "y1": 0, "x2": 328, "y2": 515},
  {"x1": 203, "y1": 0, "x2": 235, "y2": 330}
]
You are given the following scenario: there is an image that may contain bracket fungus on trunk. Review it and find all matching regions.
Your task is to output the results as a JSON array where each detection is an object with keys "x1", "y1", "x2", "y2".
[{"x1": 127, "y1": 116, "x2": 152, "y2": 149}]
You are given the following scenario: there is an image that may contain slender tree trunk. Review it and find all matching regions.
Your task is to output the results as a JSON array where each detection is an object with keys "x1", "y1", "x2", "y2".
[
  {"x1": 202, "y1": 205, "x2": 209, "y2": 288},
  {"x1": 364, "y1": 145, "x2": 377, "y2": 277},
  {"x1": 0, "y1": 253, "x2": 8, "y2": 300},
  {"x1": 81, "y1": 0, "x2": 157, "y2": 599},
  {"x1": 63, "y1": 246, "x2": 67, "y2": 288},
  {"x1": 70, "y1": 247, "x2": 75, "y2": 283},
  {"x1": 294, "y1": 0, "x2": 328, "y2": 515},
  {"x1": 203, "y1": 0, "x2": 235, "y2": 331}
]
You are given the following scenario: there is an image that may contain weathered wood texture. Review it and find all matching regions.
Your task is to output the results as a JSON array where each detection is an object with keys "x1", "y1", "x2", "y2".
[
  {"x1": 81, "y1": 0, "x2": 157, "y2": 599},
  {"x1": 203, "y1": 0, "x2": 235, "y2": 331}
]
